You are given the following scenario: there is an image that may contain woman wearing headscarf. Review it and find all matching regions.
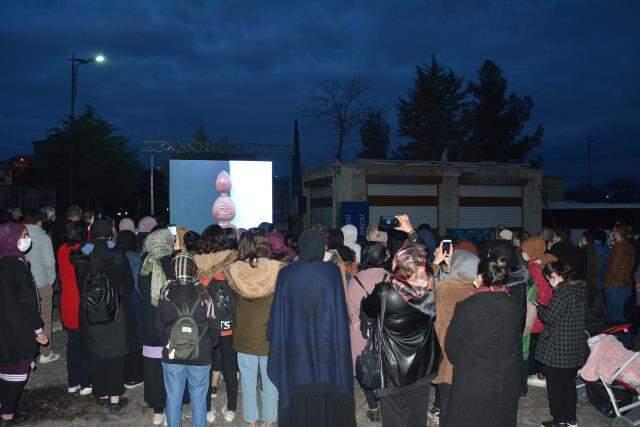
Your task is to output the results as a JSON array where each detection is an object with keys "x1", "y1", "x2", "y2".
[
  {"x1": 433, "y1": 249, "x2": 479, "y2": 424},
  {"x1": 138, "y1": 229, "x2": 175, "y2": 425},
  {"x1": 194, "y1": 225, "x2": 239, "y2": 423},
  {"x1": 521, "y1": 237, "x2": 557, "y2": 388},
  {"x1": 226, "y1": 228, "x2": 281, "y2": 427},
  {"x1": 58, "y1": 221, "x2": 91, "y2": 396},
  {"x1": 341, "y1": 224, "x2": 362, "y2": 264},
  {"x1": 0, "y1": 223, "x2": 47, "y2": 425},
  {"x1": 116, "y1": 230, "x2": 145, "y2": 389},
  {"x1": 71, "y1": 219, "x2": 138, "y2": 411},
  {"x1": 268, "y1": 229, "x2": 356, "y2": 427},
  {"x1": 362, "y1": 242, "x2": 438, "y2": 427},
  {"x1": 155, "y1": 253, "x2": 220, "y2": 427},
  {"x1": 443, "y1": 257, "x2": 521, "y2": 427},
  {"x1": 346, "y1": 242, "x2": 389, "y2": 422}
]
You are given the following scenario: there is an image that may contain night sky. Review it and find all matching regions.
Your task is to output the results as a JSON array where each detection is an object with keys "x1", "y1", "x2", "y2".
[{"x1": 1, "y1": 1, "x2": 639, "y2": 187}]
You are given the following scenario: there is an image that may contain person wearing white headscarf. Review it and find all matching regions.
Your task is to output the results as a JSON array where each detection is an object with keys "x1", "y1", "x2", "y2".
[{"x1": 341, "y1": 224, "x2": 361, "y2": 264}]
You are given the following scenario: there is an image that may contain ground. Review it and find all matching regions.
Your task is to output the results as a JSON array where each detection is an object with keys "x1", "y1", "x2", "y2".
[{"x1": 19, "y1": 330, "x2": 617, "y2": 427}]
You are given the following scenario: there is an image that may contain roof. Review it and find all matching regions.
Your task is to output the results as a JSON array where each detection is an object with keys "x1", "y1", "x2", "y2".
[{"x1": 549, "y1": 201, "x2": 640, "y2": 210}]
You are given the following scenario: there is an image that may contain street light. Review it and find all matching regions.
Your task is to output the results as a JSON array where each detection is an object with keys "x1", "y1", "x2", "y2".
[
  {"x1": 66, "y1": 52, "x2": 105, "y2": 204},
  {"x1": 68, "y1": 52, "x2": 105, "y2": 118}
]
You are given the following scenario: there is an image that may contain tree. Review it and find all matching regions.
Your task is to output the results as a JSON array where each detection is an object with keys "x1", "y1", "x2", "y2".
[
  {"x1": 396, "y1": 56, "x2": 467, "y2": 160},
  {"x1": 358, "y1": 109, "x2": 391, "y2": 159},
  {"x1": 34, "y1": 106, "x2": 141, "y2": 210},
  {"x1": 463, "y1": 60, "x2": 543, "y2": 162},
  {"x1": 194, "y1": 121, "x2": 209, "y2": 143},
  {"x1": 304, "y1": 77, "x2": 370, "y2": 161}
]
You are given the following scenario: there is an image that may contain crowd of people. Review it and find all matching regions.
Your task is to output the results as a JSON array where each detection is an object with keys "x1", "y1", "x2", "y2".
[{"x1": 0, "y1": 204, "x2": 639, "y2": 427}]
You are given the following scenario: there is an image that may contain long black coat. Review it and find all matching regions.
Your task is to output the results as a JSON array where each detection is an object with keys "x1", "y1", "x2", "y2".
[
  {"x1": 443, "y1": 290, "x2": 521, "y2": 427},
  {"x1": 535, "y1": 280, "x2": 587, "y2": 368},
  {"x1": 0, "y1": 256, "x2": 42, "y2": 364},
  {"x1": 362, "y1": 283, "x2": 439, "y2": 390},
  {"x1": 72, "y1": 241, "x2": 139, "y2": 358}
]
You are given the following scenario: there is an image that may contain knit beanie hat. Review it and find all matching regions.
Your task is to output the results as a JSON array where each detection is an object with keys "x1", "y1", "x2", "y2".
[
  {"x1": 119, "y1": 218, "x2": 135, "y2": 232},
  {"x1": 138, "y1": 216, "x2": 158, "y2": 233}
]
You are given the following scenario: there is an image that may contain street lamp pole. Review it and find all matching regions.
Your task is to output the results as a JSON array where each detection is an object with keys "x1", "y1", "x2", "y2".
[{"x1": 66, "y1": 52, "x2": 105, "y2": 203}]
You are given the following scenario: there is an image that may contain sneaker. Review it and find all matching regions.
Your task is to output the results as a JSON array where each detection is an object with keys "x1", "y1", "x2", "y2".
[
  {"x1": 566, "y1": 421, "x2": 578, "y2": 427},
  {"x1": 221, "y1": 406, "x2": 236, "y2": 422},
  {"x1": 210, "y1": 386, "x2": 218, "y2": 398},
  {"x1": 79, "y1": 386, "x2": 92, "y2": 396},
  {"x1": 38, "y1": 353, "x2": 60, "y2": 364},
  {"x1": 540, "y1": 420, "x2": 562, "y2": 427},
  {"x1": 124, "y1": 380, "x2": 143, "y2": 389},
  {"x1": 152, "y1": 413, "x2": 165, "y2": 426},
  {"x1": 427, "y1": 406, "x2": 440, "y2": 423},
  {"x1": 527, "y1": 375, "x2": 547, "y2": 388},
  {"x1": 109, "y1": 397, "x2": 129, "y2": 413},
  {"x1": 366, "y1": 409, "x2": 381, "y2": 423},
  {"x1": 206, "y1": 410, "x2": 216, "y2": 423},
  {"x1": 67, "y1": 385, "x2": 81, "y2": 394}
]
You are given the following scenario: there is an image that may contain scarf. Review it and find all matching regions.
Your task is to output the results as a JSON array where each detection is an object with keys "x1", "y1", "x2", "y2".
[
  {"x1": 391, "y1": 242, "x2": 433, "y2": 303},
  {"x1": 140, "y1": 229, "x2": 174, "y2": 307},
  {"x1": 160, "y1": 252, "x2": 215, "y2": 319},
  {"x1": 0, "y1": 223, "x2": 26, "y2": 260},
  {"x1": 473, "y1": 285, "x2": 510, "y2": 295}
]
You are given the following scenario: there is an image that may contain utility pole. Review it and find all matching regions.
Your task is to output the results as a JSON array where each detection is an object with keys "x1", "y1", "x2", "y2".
[
  {"x1": 587, "y1": 137, "x2": 593, "y2": 189},
  {"x1": 150, "y1": 151, "x2": 155, "y2": 215}
]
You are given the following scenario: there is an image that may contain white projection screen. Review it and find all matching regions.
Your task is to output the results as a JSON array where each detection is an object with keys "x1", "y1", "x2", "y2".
[{"x1": 169, "y1": 160, "x2": 273, "y2": 233}]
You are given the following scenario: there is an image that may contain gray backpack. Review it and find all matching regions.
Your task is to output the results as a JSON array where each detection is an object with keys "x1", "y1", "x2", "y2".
[{"x1": 166, "y1": 298, "x2": 207, "y2": 361}]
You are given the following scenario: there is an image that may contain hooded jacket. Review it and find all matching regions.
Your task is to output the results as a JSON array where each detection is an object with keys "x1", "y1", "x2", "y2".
[
  {"x1": 341, "y1": 224, "x2": 362, "y2": 264},
  {"x1": 25, "y1": 224, "x2": 56, "y2": 288},
  {"x1": 58, "y1": 242, "x2": 83, "y2": 329},
  {"x1": 433, "y1": 250, "x2": 478, "y2": 385},
  {"x1": 604, "y1": 239, "x2": 636, "y2": 288},
  {"x1": 522, "y1": 237, "x2": 556, "y2": 334},
  {"x1": 227, "y1": 258, "x2": 281, "y2": 355}
]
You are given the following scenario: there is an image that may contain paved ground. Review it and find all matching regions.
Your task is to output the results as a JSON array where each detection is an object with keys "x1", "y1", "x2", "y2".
[{"x1": 17, "y1": 329, "x2": 623, "y2": 426}]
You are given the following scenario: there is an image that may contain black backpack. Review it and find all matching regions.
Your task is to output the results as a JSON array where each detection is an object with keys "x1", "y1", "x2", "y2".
[{"x1": 82, "y1": 271, "x2": 119, "y2": 325}]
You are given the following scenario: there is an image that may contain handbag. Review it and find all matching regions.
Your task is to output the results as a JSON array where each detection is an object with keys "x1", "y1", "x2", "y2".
[{"x1": 355, "y1": 284, "x2": 388, "y2": 390}]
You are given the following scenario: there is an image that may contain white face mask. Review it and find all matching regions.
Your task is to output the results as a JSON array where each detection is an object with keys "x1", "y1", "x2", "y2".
[
  {"x1": 521, "y1": 252, "x2": 530, "y2": 262},
  {"x1": 548, "y1": 277, "x2": 558, "y2": 288},
  {"x1": 17, "y1": 237, "x2": 32, "y2": 253}
]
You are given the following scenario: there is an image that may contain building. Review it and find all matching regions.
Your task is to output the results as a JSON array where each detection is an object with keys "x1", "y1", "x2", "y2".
[{"x1": 303, "y1": 159, "x2": 544, "y2": 235}]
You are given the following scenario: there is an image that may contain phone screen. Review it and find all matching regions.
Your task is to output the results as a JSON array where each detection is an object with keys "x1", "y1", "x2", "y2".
[
  {"x1": 168, "y1": 224, "x2": 177, "y2": 236},
  {"x1": 442, "y1": 240, "x2": 452, "y2": 253}
]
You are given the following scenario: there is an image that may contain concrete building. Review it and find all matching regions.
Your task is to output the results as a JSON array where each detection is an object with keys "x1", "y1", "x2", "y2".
[{"x1": 303, "y1": 159, "x2": 544, "y2": 235}]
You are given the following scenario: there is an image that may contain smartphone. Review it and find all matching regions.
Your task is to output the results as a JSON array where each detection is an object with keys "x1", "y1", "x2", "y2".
[
  {"x1": 441, "y1": 240, "x2": 452, "y2": 253},
  {"x1": 379, "y1": 216, "x2": 400, "y2": 232},
  {"x1": 168, "y1": 224, "x2": 177, "y2": 236}
]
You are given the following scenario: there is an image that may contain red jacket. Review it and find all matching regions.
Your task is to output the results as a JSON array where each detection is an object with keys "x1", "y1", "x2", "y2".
[
  {"x1": 529, "y1": 258, "x2": 553, "y2": 334},
  {"x1": 57, "y1": 243, "x2": 82, "y2": 330}
]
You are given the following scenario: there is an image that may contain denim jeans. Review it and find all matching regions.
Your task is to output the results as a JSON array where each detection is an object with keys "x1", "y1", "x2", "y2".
[
  {"x1": 237, "y1": 353, "x2": 278, "y2": 423},
  {"x1": 605, "y1": 286, "x2": 632, "y2": 323},
  {"x1": 66, "y1": 329, "x2": 90, "y2": 388},
  {"x1": 162, "y1": 363, "x2": 210, "y2": 427}
]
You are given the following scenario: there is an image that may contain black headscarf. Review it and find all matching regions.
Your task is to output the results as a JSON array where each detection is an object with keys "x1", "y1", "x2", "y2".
[
  {"x1": 298, "y1": 229, "x2": 325, "y2": 262},
  {"x1": 91, "y1": 219, "x2": 113, "y2": 240},
  {"x1": 116, "y1": 230, "x2": 137, "y2": 253}
]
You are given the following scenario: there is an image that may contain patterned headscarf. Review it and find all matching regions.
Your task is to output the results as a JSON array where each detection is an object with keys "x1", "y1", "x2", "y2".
[
  {"x1": 0, "y1": 223, "x2": 26, "y2": 260},
  {"x1": 172, "y1": 253, "x2": 198, "y2": 285},
  {"x1": 140, "y1": 229, "x2": 175, "y2": 306},
  {"x1": 391, "y1": 242, "x2": 433, "y2": 303}
]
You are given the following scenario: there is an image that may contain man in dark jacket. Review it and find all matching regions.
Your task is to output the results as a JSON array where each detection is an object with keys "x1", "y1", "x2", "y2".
[{"x1": 548, "y1": 227, "x2": 587, "y2": 281}]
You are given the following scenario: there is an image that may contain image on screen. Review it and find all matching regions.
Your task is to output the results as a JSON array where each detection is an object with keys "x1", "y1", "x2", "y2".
[{"x1": 169, "y1": 160, "x2": 273, "y2": 233}]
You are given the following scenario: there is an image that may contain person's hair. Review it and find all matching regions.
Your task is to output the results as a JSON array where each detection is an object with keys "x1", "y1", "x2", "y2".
[
  {"x1": 285, "y1": 233, "x2": 298, "y2": 251},
  {"x1": 116, "y1": 230, "x2": 137, "y2": 253},
  {"x1": 360, "y1": 242, "x2": 389, "y2": 270},
  {"x1": 336, "y1": 245, "x2": 356, "y2": 264},
  {"x1": 223, "y1": 227, "x2": 238, "y2": 250},
  {"x1": 201, "y1": 224, "x2": 226, "y2": 253},
  {"x1": 24, "y1": 208, "x2": 43, "y2": 225},
  {"x1": 64, "y1": 220, "x2": 88, "y2": 243},
  {"x1": 476, "y1": 257, "x2": 509, "y2": 286},
  {"x1": 517, "y1": 231, "x2": 531, "y2": 242},
  {"x1": 326, "y1": 228, "x2": 344, "y2": 250},
  {"x1": 0, "y1": 211, "x2": 11, "y2": 224},
  {"x1": 581, "y1": 230, "x2": 595, "y2": 245},
  {"x1": 554, "y1": 227, "x2": 570, "y2": 243},
  {"x1": 66, "y1": 205, "x2": 83, "y2": 219},
  {"x1": 540, "y1": 226, "x2": 555, "y2": 240},
  {"x1": 543, "y1": 260, "x2": 574, "y2": 282},
  {"x1": 417, "y1": 223, "x2": 431, "y2": 231},
  {"x1": 592, "y1": 228, "x2": 607, "y2": 245},
  {"x1": 614, "y1": 223, "x2": 632, "y2": 240},
  {"x1": 81, "y1": 211, "x2": 95, "y2": 223},
  {"x1": 183, "y1": 230, "x2": 201, "y2": 253},
  {"x1": 238, "y1": 228, "x2": 271, "y2": 267}
]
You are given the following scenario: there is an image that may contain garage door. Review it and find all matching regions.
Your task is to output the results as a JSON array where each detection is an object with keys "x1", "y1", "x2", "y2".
[
  {"x1": 368, "y1": 184, "x2": 438, "y2": 227},
  {"x1": 458, "y1": 185, "x2": 522, "y2": 228},
  {"x1": 310, "y1": 186, "x2": 333, "y2": 227}
]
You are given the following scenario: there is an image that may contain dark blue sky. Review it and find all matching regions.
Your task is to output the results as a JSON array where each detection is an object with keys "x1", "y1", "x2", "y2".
[{"x1": 1, "y1": 1, "x2": 639, "y2": 187}]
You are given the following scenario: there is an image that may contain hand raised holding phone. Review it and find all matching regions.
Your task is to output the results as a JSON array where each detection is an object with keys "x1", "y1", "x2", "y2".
[{"x1": 434, "y1": 240, "x2": 453, "y2": 265}]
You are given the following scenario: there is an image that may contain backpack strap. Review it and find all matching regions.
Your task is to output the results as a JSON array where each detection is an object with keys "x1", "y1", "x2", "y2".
[
  {"x1": 169, "y1": 301, "x2": 183, "y2": 318},
  {"x1": 353, "y1": 276, "x2": 369, "y2": 295}
]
